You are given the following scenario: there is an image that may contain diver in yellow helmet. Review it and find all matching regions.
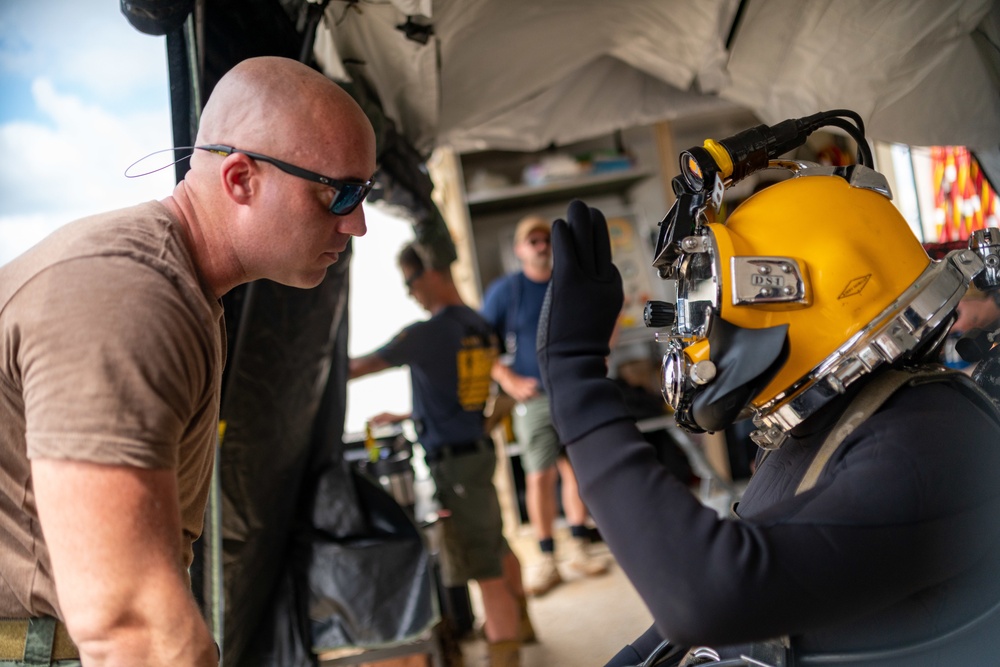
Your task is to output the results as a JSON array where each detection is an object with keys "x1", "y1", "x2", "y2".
[
  {"x1": 660, "y1": 165, "x2": 980, "y2": 448},
  {"x1": 535, "y1": 111, "x2": 1000, "y2": 666}
]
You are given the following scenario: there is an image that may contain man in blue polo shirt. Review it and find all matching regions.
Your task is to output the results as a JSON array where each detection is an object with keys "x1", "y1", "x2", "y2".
[
  {"x1": 481, "y1": 215, "x2": 609, "y2": 597},
  {"x1": 350, "y1": 242, "x2": 533, "y2": 667}
]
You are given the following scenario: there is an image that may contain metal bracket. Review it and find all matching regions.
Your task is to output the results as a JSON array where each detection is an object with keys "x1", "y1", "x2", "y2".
[{"x1": 731, "y1": 257, "x2": 808, "y2": 305}]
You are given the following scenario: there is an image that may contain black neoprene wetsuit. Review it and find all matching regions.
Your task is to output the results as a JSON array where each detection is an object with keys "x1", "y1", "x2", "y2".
[{"x1": 571, "y1": 376, "x2": 1000, "y2": 665}]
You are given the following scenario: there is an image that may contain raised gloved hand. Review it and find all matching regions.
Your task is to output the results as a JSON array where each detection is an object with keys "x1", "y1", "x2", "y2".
[{"x1": 537, "y1": 200, "x2": 632, "y2": 443}]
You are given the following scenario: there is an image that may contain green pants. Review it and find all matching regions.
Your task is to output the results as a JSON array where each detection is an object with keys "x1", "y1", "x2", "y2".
[{"x1": 429, "y1": 447, "x2": 508, "y2": 587}]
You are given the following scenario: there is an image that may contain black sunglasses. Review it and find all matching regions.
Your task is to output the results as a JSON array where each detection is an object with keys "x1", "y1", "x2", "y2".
[{"x1": 196, "y1": 144, "x2": 376, "y2": 215}]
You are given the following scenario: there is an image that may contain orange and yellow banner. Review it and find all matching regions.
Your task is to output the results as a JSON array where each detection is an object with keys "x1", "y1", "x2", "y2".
[{"x1": 932, "y1": 146, "x2": 997, "y2": 243}]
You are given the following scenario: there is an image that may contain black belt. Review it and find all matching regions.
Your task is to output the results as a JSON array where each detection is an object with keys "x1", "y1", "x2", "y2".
[{"x1": 424, "y1": 438, "x2": 490, "y2": 463}]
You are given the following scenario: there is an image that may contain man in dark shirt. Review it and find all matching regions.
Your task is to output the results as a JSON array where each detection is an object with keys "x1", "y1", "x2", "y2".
[{"x1": 350, "y1": 243, "x2": 533, "y2": 667}]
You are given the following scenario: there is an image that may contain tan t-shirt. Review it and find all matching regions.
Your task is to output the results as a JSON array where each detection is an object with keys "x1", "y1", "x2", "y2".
[{"x1": 0, "y1": 201, "x2": 225, "y2": 618}]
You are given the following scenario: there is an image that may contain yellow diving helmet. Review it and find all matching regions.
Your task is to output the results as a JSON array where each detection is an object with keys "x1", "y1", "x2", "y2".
[{"x1": 647, "y1": 112, "x2": 987, "y2": 447}]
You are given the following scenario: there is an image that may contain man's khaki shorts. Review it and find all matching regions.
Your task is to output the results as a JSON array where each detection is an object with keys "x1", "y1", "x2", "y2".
[{"x1": 512, "y1": 394, "x2": 562, "y2": 473}]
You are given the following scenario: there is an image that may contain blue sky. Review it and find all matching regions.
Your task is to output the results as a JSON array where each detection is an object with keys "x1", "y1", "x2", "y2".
[{"x1": 0, "y1": 0, "x2": 174, "y2": 265}]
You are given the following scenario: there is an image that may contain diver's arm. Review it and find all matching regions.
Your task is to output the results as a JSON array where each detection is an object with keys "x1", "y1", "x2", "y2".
[
  {"x1": 567, "y1": 384, "x2": 1000, "y2": 647},
  {"x1": 568, "y1": 420, "x2": 774, "y2": 645}
]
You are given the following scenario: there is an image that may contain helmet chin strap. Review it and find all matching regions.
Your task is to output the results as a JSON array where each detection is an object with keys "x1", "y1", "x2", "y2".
[{"x1": 690, "y1": 319, "x2": 789, "y2": 433}]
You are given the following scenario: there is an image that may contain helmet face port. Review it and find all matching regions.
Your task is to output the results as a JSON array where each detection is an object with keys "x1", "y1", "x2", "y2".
[{"x1": 660, "y1": 343, "x2": 690, "y2": 413}]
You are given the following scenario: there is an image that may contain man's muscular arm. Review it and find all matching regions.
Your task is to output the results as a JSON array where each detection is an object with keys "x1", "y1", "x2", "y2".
[{"x1": 32, "y1": 460, "x2": 218, "y2": 666}]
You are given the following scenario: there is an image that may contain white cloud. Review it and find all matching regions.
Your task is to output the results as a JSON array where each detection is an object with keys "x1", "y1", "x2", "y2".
[
  {"x1": 0, "y1": 0, "x2": 173, "y2": 266},
  {"x1": 0, "y1": 212, "x2": 70, "y2": 266},
  {"x1": 0, "y1": 85, "x2": 172, "y2": 266}
]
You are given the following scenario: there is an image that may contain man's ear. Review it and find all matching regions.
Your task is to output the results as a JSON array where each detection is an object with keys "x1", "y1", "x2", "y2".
[
  {"x1": 219, "y1": 153, "x2": 256, "y2": 205},
  {"x1": 425, "y1": 269, "x2": 446, "y2": 287}
]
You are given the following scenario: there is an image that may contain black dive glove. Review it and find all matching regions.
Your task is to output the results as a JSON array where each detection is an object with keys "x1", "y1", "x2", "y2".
[{"x1": 537, "y1": 199, "x2": 632, "y2": 443}]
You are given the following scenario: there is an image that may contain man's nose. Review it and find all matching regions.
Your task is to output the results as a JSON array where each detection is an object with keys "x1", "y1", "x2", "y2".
[{"x1": 339, "y1": 208, "x2": 367, "y2": 237}]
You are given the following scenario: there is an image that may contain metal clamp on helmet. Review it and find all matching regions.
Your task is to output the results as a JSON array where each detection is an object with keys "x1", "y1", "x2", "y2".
[{"x1": 645, "y1": 110, "x2": 993, "y2": 447}]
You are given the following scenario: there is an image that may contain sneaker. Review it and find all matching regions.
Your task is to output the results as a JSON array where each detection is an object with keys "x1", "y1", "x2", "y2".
[
  {"x1": 564, "y1": 537, "x2": 610, "y2": 577},
  {"x1": 524, "y1": 553, "x2": 562, "y2": 597}
]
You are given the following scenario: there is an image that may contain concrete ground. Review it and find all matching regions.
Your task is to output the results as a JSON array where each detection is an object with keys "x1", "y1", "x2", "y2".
[{"x1": 459, "y1": 524, "x2": 654, "y2": 667}]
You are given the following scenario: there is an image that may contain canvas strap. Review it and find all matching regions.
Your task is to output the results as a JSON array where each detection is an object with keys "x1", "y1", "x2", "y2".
[{"x1": 795, "y1": 366, "x2": 964, "y2": 496}]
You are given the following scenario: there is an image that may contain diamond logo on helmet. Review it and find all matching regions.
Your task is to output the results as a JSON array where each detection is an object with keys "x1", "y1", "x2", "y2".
[{"x1": 838, "y1": 274, "x2": 872, "y2": 299}]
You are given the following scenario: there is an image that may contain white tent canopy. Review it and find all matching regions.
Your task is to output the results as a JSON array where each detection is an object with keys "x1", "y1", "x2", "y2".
[{"x1": 313, "y1": 0, "x2": 1000, "y2": 156}]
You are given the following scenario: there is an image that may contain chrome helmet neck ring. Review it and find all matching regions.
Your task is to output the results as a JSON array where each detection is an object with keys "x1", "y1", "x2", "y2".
[{"x1": 750, "y1": 248, "x2": 984, "y2": 448}]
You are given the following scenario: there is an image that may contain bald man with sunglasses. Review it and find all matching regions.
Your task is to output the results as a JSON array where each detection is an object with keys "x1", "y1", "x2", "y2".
[{"x1": 0, "y1": 56, "x2": 376, "y2": 666}]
